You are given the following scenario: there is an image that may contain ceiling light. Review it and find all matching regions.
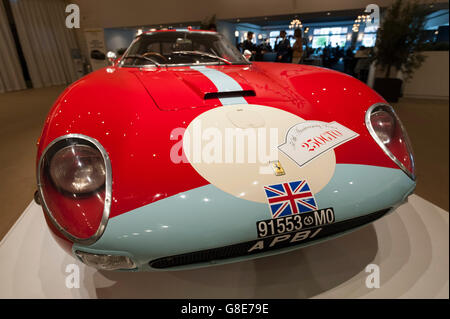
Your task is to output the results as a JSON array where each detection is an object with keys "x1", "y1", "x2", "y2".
[{"x1": 289, "y1": 18, "x2": 302, "y2": 29}]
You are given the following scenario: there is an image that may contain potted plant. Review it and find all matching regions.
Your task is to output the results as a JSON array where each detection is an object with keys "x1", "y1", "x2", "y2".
[{"x1": 372, "y1": 0, "x2": 428, "y2": 102}]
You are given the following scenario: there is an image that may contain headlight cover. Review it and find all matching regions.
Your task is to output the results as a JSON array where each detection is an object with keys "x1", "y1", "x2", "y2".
[
  {"x1": 37, "y1": 134, "x2": 112, "y2": 244},
  {"x1": 75, "y1": 251, "x2": 136, "y2": 271},
  {"x1": 366, "y1": 103, "x2": 415, "y2": 180},
  {"x1": 369, "y1": 110, "x2": 395, "y2": 144},
  {"x1": 50, "y1": 144, "x2": 106, "y2": 195}
]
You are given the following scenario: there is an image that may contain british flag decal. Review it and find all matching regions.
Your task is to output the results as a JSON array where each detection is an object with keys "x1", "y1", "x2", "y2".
[{"x1": 263, "y1": 180, "x2": 318, "y2": 218}]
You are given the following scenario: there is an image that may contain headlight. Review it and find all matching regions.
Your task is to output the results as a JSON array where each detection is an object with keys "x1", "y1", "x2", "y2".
[
  {"x1": 50, "y1": 145, "x2": 106, "y2": 194},
  {"x1": 37, "y1": 135, "x2": 111, "y2": 244},
  {"x1": 369, "y1": 110, "x2": 395, "y2": 144},
  {"x1": 75, "y1": 251, "x2": 136, "y2": 271},
  {"x1": 366, "y1": 103, "x2": 415, "y2": 180}
]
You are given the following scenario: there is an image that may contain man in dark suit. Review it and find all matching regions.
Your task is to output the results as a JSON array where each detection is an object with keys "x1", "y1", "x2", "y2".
[
  {"x1": 242, "y1": 31, "x2": 257, "y2": 60},
  {"x1": 275, "y1": 30, "x2": 291, "y2": 63}
]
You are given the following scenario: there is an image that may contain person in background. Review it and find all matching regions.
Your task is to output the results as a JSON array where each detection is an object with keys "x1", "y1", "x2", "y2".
[
  {"x1": 354, "y1": 46, "x2": 371, "y2": 83},
  {"x1": 275, "y1": 30, "x2": 291, "y2": 62},
  {"x1": 242, "y1": 31, "x2": 257, "y2": 61},
  {"x1": 322, "y1": 44, "x2": 332, "y2": 68},
  {"x1": 257, "y1": 38, "x2": 274, "y2": 61},
  {"x1": 259, "y1": 39, "x2": 272, "y2": 52},
  {"x1": 343, "y1": 46, "x2": 355, "y2": 75},
  {"x1": 292, "y1": 28, "x2": 304, "y2": 64}
]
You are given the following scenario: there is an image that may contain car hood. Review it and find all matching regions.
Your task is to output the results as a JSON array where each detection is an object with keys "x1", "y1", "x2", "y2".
[
  {"x1": 39, "y1": 62, "x2": 394, "y2": 220},
  {"x1": 134, "y1": 64, "x2": 295, "y2": 111}
]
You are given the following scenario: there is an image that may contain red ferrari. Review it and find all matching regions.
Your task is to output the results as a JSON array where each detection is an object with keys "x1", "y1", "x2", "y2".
[{"x1": 36, "y1": 29, "x2": 415, "y2": 271}]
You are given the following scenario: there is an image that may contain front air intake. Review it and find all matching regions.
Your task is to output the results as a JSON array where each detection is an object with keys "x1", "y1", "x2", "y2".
[{"x1": 149, "y1": 208, "x2": 390, "y2": 269}]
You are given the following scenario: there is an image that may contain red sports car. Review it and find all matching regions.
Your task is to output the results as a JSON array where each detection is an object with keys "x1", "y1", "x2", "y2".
[{"x1": 36, "y1": 29, "x2": 415, "y2": 271}]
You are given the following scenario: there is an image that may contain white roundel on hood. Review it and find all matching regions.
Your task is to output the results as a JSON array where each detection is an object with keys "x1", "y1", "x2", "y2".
[{"x1": 183, "y1": 104, "x2": 336, "y2": 204}]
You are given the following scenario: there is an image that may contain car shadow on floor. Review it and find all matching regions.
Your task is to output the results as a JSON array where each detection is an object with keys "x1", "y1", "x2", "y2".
[{"x1": 88, "y1": 224, "x2": 379, "y2": 298}]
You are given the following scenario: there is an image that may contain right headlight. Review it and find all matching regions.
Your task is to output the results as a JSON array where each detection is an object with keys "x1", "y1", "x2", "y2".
[
  {"x1": 366, "y1": 103, "x2": 415, "y2": 180},
  {"x1": 37, "y1": 134, "x2": 111, "y2": 244},
  {"x1": 49, "y1": 144, "x2": 106, "y2": 195}
]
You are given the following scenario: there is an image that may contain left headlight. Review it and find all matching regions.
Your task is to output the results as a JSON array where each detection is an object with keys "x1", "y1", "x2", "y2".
[{"x1": 37, "y1": 135, "x2": 111, "y2": 244}]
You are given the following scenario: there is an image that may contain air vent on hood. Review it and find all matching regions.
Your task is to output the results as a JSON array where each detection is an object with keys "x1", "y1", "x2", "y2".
[{"x1": 204, "y1": 90, "x2": 256, "y2": 100}]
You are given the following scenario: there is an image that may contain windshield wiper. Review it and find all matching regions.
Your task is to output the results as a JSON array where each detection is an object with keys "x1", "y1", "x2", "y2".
[
  {"x1": 123, "y1": 54, "x2": 161, "y2": 67},
  {"x1": 172, "y1": 51, "x2": 233, "y2": 65}
]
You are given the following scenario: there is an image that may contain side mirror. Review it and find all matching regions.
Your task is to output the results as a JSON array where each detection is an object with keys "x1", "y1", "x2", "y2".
[
  {"x1": 243, "y1": 49, "x2": 252, "y2": 61},
  {"x1": 106, "y1": 51, "x2": 117, "y2": 65}
]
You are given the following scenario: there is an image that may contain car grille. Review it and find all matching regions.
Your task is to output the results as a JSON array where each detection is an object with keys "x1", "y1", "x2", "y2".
[{"x1": 149, "y1": 208, "x2": 390, "y2": 269}]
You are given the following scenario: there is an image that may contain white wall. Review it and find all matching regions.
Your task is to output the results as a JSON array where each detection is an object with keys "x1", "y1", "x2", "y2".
[
  {"x1": 216, "y1": 21, "x2": 236, "y2": 44},
  {"x1": 104, "y1": 28, "x2": 135, "y2": 52},
  {"x1": 403, "y1": 51, "x2": 449, "y2": 99}
]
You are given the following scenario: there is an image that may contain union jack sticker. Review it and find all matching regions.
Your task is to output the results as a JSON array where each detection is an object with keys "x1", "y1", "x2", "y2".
[{"x1": 263, "y1": 180, "x2": 318, "y2": 218}]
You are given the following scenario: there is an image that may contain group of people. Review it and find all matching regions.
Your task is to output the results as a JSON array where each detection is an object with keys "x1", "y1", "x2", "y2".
[
  {"x1": 238, "y1": 29, "x2": 372, "y2": 83},
  {"x1": 239, "y1": 30, "x2": 304, "y2": 63},
  {"x1": 321, "y1": 44, "x2": 345, "y2": 68}
]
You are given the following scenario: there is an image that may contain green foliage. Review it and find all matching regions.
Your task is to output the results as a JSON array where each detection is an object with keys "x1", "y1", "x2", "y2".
[{"x1": 373, "y1": 0, "x2": 428, "y2": 81}]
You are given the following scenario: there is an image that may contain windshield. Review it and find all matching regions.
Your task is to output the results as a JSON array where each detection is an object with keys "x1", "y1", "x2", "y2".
[{"x1": 120, "y1": 31, "x2": 249, "y2": 67}]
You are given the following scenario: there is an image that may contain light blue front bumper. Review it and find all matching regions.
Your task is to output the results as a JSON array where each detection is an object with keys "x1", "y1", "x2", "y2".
[{"x1": 72, "y1": 164, "x2": 415, "y2": 271}]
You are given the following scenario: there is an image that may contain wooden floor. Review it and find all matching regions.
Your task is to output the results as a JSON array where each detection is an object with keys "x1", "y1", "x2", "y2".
[
  {"x1": 393, "y1": 98, "x2": 449, "y2": 213},
  {"x1": 0, "y1": 87, "x2": 448, "y2": 240},
  {"x1": 0, "y1": 86, "x2": 66, "y2": 241}
]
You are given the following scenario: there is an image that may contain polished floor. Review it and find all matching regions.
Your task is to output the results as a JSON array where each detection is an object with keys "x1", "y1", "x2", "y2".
[
  {"x1": 0, "y1": 87, "x2": 448, "y2": 240},
  {"x1": 0, "y1": 86, "x2": 66, "y2": 241},
  {"x1": 393, "y1": 98, "x2": 449, "y2": 212}
]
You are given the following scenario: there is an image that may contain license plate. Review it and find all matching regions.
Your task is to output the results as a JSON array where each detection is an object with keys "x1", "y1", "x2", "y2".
[{"x1": 256, "y1": 207, "x2": 335, "y2": 238}]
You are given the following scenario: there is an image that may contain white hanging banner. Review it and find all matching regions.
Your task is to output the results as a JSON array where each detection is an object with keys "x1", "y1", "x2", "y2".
[
  {"x1": 279, "y1": 121, "x2": 359, "y2": 167},
  {"x1": 84, "y1": 28, "x2": 108, "y2": 71}
]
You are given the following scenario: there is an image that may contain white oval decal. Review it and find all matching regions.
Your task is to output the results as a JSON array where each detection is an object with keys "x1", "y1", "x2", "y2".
[{"x1": 183, "y1": 104, "x2": 336, "y2": 203}]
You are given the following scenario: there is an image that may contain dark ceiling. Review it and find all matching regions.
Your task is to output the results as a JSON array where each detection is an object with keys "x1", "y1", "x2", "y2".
[
  {"x1": 222, "y1": 2, "x2": 449, "y2": 27},
  {"x1": 127, "y1": 2, "x2": 449, "y2": 30},
  {"x1": 223, "y1": 8, "x2": 371, "y2": 26}
]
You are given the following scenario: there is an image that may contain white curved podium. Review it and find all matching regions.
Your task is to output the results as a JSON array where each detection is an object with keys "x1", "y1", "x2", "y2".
[{"x1": 0, "y1": 194, "x2": 448, "y2": 298}]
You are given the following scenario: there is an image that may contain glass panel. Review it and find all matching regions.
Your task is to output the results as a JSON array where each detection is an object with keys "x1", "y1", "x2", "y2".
[
  {"x1": 123, "y1": 31, "x2": 248, "y2": 66},
  {"x1": 329, "y1": 35, "x2": 347, "y2": 47},
  {"x1": 362, "y1": 33, "x2": 377, "y2": 47},
  {"x1": 364, "y1": 25, "x2": 379, "y2": 33},
  {"x1": 312, "y1": 36, "x2": 329, "y2": 48},
  {"x1": 269, "y1": 31, "x2": 279, "y2": 37}
]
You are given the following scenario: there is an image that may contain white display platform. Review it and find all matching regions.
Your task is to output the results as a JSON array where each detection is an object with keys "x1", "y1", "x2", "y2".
[{"x1": 0, "y1": 194, "x2": 448, "y2": 299}]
